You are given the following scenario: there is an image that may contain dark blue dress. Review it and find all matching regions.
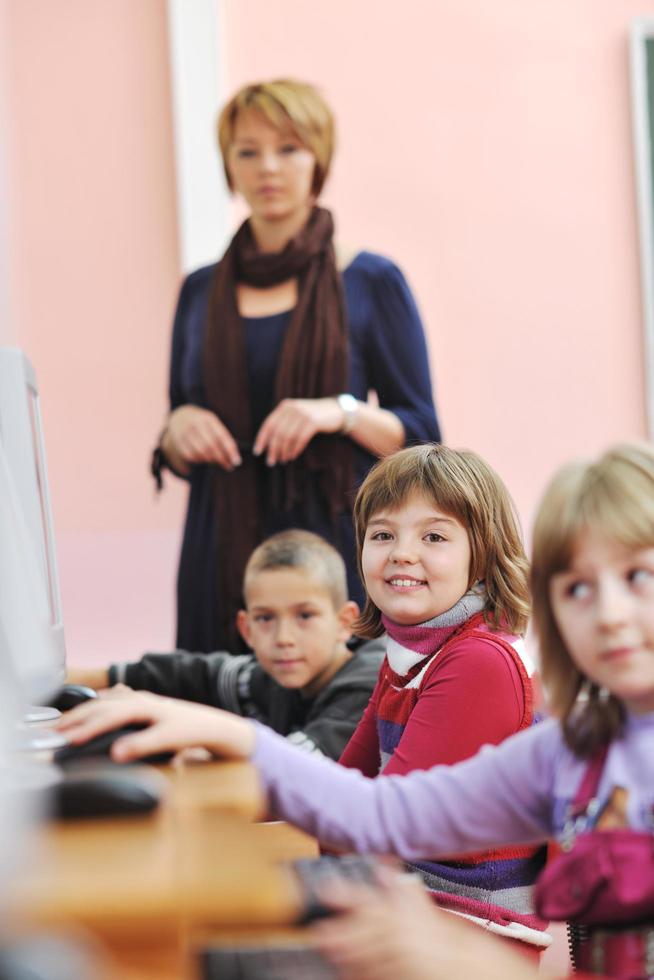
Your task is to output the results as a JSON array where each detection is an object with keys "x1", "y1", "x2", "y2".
[{"x1": 166, "y1": 251, "x2": 441, "y2": 652}]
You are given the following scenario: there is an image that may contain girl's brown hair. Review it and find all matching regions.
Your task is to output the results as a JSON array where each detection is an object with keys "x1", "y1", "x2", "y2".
[
  {"x1": 217, "y1": 79, "x2": 334, "y2": 196},
  {"x1": 353, "y1": 444, "x2": 530, "y2": 639},
  {"x1": 530, "y1": 442, "x2": 654, "y2": 756}
]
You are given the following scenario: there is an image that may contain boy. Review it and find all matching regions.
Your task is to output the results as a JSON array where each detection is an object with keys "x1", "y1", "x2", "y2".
[{"x1": 69, "y1": 530, "x2": 383, "y2": 761}]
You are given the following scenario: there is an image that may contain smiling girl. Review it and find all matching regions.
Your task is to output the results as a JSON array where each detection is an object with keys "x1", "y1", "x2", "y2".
[
  {"x1": 339, "y1": 446, "x2": 535, "y2": 783},
  {"x1": 336, "y1": 444, "x2": 547, "y2": 953}
]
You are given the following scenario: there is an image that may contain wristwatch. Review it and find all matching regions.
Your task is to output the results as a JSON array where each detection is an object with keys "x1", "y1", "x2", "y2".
[{"x1": 336, "y1": 393, "x2": 359, "y2": 435}]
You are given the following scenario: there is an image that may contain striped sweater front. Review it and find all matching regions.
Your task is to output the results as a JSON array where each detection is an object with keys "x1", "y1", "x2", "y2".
[{"x1": 341, "y1": 612, "x2": 550, "y2": 947}]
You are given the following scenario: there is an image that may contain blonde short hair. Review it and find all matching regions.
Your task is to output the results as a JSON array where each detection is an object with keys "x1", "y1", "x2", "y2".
[
  {"x1": 217, "y1": 79, "x2": 335, "y2": 196},
  {"x1": 530, "y1": 442, "x2": 654, "y2": 754},
  {"x1": 353, "y1": 444, "x2": 530, "y2": 639},
  {"x1": 243, "y1": 529, "x2": 347, "y2": 610}
]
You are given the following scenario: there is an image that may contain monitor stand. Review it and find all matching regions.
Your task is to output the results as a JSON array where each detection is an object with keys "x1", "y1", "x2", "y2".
[
  {"x1": 7, "y1": 756, "x2": 61, "y2": 791},
  {"x1": 18, "y1": 704, "x2": 67, "y2": 752},
  {"x1": 18, "y1": 726, "x2": 67, "y2": 752},
  {"x1": 24, "y1": 705, "x2": 60, "y2": 724}
]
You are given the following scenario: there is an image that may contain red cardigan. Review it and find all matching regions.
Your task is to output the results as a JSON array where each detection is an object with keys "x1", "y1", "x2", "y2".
[{"x1": 340, "y1": 616, "x2": 532, "y2": 776}]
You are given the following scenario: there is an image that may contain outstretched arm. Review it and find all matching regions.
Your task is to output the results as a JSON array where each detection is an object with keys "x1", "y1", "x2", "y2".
[{"x1": 56, "y1": 692, "x2": 557, "y2": 861}]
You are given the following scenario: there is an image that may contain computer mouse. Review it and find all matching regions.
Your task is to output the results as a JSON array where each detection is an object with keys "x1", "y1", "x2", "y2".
[
  {"x1": 48, "y1": 684, "x2": 99, "y2": 712},
  {"x1": 53, "y1": 723, "x2": 175, "y2": 768},
  {"x1": 49, "y1": 766, "x2": 162, "y2": 820}
]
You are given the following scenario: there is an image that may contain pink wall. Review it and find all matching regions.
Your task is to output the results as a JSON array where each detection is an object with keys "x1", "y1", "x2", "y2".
[
  {"x1": 3, "y1": 0, "x2": 186, "y2": 658},
  {"x1": 2, "y1": 0, "x2": 649, "y2": 663},
  {"x1": 223, "y1": 0, "x2": 647, "y2": 536}
]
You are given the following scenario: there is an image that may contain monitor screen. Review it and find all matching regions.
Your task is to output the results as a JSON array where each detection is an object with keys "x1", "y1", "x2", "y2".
[{"x1": 0, "y1": 348, "x2": 65, "y2": 701}]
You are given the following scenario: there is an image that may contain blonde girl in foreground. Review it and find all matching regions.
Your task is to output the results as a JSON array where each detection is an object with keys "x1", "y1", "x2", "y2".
[{"x1": 58, "y1": 443, "x2": 654, "y2": 978}]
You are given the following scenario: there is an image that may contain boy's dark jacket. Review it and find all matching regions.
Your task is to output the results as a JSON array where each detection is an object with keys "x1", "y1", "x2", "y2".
[{"x1": 108, "y1": 639, "x2": 384, "y2": 761}]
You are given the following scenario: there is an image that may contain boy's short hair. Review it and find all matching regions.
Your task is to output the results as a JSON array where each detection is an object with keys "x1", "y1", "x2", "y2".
[
  {"x1": 243, "y1": 529, "x2": 348, "y2": 609},
  {"x1": 531, "y1": 441, "x2": 654, "y2": 755},
  {"x1": 217, "y1": 78, "x2": 335, "y2": 197},
  {"x1": 353, "y1": 443, "x2": 530, "y2": 639}
]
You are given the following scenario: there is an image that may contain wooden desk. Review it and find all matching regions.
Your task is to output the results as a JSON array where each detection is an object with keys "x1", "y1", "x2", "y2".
[{"x1": 10, "y1": 760, "x2": 305, "y2": 980}]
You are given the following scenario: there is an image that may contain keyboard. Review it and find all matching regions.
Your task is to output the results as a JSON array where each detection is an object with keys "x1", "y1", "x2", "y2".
[
  {"x1": 293, "y1": 854, "x2": 381, "y2": 923},
  {"x1": 200, "y1": 944, "x2": 336, "y2": 980},
  {"x1": 199, "y1": 856, "x2": 383, "y2": 980}
]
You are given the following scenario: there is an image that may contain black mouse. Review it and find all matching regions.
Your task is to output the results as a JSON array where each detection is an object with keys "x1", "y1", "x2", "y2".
[
  {"x1": 48, "y1": 684, "x2": 99, "y2": 712},
  {"x1": 53, "y1": 723, "x2": 175, "y2": 768},
  {"x1": 49, "y1": 766, "x2": 162, "y2": 819}
]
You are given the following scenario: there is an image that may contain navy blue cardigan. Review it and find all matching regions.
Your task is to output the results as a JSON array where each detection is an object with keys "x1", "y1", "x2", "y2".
[{"x1": 163, "y1": 251, "x2": 441, "y2": 652}]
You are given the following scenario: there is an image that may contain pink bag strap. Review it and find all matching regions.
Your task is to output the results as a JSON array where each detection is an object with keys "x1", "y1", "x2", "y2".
[{"x1": 569, "y1": 743, "x2": 610, "y2": 818}]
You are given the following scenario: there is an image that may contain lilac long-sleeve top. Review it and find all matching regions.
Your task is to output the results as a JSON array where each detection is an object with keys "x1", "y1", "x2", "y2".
[{"x1": 252, "y1": 712, "x2": 654, "y2": 856}]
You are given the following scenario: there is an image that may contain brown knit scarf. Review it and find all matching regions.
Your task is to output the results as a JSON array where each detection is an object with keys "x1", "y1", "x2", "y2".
[{"x1": 203, "y1": 206, "x2": 353, "y2": 649}]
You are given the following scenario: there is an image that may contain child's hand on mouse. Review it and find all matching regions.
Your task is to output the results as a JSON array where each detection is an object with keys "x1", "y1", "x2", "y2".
[{"x1": 54, "y1": 691, "x2": 257, "y2": 763}]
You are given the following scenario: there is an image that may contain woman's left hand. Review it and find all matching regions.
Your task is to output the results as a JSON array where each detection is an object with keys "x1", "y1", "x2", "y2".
[{"x1": 253, "y1": 397, "x2": 345, "y2": 465}]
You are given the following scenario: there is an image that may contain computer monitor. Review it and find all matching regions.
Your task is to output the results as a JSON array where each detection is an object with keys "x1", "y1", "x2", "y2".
[{"x1": 0, "y1": 348, "x2": 66, "y2": 710}]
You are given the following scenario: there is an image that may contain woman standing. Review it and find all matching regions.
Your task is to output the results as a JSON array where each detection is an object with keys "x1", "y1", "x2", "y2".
[{"x1": 155, "y1": 79, "x2": 440, "y2": 652}]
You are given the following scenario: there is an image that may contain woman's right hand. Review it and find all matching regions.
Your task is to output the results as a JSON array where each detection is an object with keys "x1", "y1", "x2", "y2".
[{"x1": 164, "y1": 405, "x2": 242, "y2": 471}]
